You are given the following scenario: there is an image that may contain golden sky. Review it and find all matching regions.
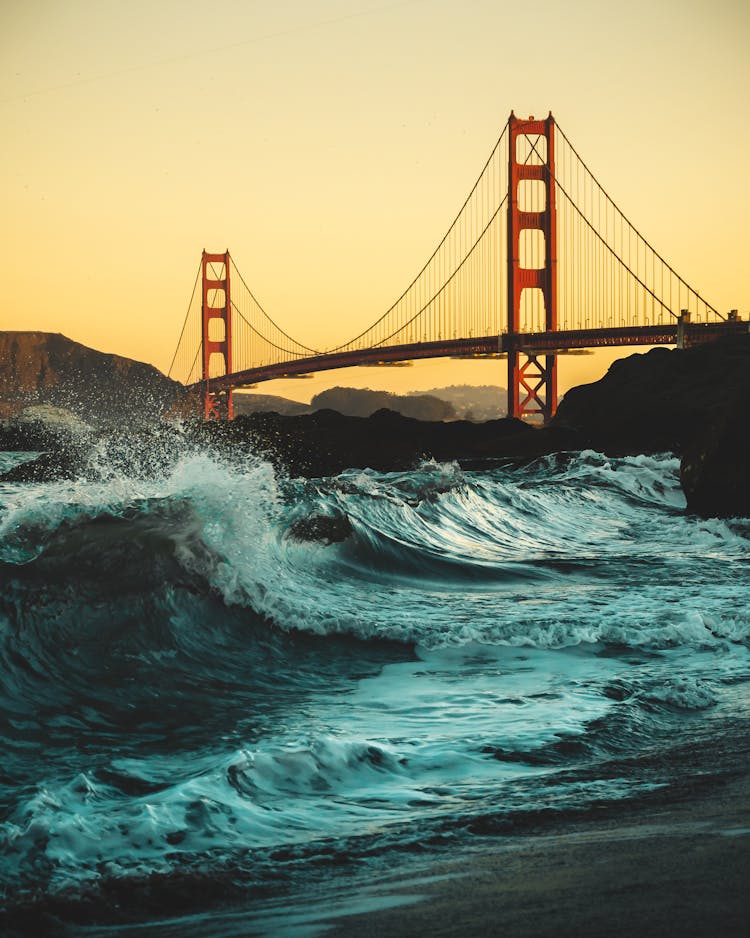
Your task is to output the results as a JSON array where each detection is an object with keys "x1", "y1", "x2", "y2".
[{"x1": 2, "y1": 0, "x2": 749, "y2": 398}]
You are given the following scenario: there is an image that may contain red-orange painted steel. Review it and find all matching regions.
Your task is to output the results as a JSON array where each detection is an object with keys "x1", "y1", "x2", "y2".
[
  {"x1": 201, "y1": 250, "x2": 234, "y2": 420},
  {"x1": 507, "y1": 113, "x2": 558, "y2": 423}
]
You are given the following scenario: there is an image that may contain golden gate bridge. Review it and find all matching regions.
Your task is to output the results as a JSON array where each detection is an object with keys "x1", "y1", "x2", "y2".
[{"x1": 168, "y1": 112, "x2": 746, "y2": 422}]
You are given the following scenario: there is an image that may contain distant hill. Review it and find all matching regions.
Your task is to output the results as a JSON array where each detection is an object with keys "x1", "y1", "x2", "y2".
[
  {"x1": 0, "y1": 331, "x2": 193, "y2": 426},
  {"x1": 234, "y1": 385, "x2": 508, "y2": 421},
  {"x1": 412, "y1": 385, "x2": 507, "y2": 421},
  {"x1": 310, "y1": 387, "x2": 455, "y2": 421},
  {"x1": 233, "y1": 393, "x2": 311, "y2": 417}
]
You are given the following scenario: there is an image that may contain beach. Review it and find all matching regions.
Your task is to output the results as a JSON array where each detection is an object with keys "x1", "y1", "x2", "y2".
[{"x1": 322, "y1": 768, "x2": 750, "y2": 937}]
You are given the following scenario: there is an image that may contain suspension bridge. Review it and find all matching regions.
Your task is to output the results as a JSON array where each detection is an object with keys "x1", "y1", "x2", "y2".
[{"x1": 168, "y1": 112, "x2": 745, "y2": 422}]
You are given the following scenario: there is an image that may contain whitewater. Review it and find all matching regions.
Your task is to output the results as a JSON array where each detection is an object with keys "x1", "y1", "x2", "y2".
[{"x1": 1, "y1": 444, "x2": 749, "y2": 933}]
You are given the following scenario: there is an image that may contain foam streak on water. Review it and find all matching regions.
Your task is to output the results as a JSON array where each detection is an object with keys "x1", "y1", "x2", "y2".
[{"x1": 0, "y1": 447, "x2": 748, "y2": 928}]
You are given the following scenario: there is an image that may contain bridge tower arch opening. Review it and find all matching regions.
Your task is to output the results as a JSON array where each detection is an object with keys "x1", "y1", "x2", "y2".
[
  {"x1": 507, "y1": 113, "x2": 558, "y2": 423},
  {"x1": 201, "y1": 250, "x2": 233, "y2": 420}
]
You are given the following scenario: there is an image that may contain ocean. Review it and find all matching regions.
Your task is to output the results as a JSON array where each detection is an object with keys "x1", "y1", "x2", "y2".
[{"x1": 1, "y1": 444, "x2": 749, "y2": 934}]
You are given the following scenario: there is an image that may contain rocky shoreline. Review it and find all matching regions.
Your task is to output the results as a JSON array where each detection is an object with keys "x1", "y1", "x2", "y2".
[{"x1": 2, "y1": 335, "x2": 749, "y2": 518}]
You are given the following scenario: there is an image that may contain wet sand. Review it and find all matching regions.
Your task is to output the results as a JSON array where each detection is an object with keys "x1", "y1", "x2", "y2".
[{"x1": 319, "y1": 771, "x2": 750, "y2": 937}]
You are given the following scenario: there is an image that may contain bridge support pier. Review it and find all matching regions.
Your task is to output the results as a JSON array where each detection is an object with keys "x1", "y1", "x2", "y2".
[
  {"x1": 201, "y1": 250, "x2": 233, "y2": 420},
  {"x1": 676, "y1": 309, "x2": 691, "y2": 350},
  {"x1": 507, "y1": 113, "x2": 558, "y2": 423},
  {"x1": 508, "y1": 350, "x2": 557, "y2": 423}
]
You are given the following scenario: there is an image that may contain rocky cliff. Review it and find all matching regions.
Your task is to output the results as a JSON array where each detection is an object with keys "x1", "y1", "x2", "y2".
[
  {"x1": 553, "y1": 336, "x2": 750, "y2": 455},
  {"x1": 0, "y1": 332, "x2": 193, "y2": 426}
]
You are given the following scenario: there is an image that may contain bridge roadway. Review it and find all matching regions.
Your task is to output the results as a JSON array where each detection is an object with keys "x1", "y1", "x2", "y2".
[{"x1": 196, "y1": 320, "x2": 748, "y2": 393}]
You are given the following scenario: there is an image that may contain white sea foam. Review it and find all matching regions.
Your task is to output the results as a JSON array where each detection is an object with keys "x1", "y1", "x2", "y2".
[
  {"x1": 642, "y1": 676, "x2": 718, "y2": 710},
  {"x1": 0, "y1": 641, "x2": 620, "y2": 893}
]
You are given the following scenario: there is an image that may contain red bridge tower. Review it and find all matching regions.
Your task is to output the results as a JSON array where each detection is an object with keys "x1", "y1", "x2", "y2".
[
  {"x1": 201, "y1": 250, "x2": 234, "y2": 420},
  {"x1": 507, "y1": 113, "x2": 558, "y2": 422}
]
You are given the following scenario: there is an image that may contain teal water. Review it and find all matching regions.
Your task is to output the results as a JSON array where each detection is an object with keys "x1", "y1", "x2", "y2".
[{"x1": 1, "y1": 447, "x2": 748, "y2": 933}]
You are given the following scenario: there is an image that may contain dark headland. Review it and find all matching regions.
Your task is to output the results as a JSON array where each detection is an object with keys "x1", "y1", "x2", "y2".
[
  {"x1": 1, "y1": 330, "x2": 748, "y2": 517},
  {"x1": 0, "y1": 331, "x2": 191, "y2": 426}
]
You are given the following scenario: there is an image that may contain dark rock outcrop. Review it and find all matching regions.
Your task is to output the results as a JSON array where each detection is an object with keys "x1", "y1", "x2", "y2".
[
  {"x1": 189, "y1": 408, "x2": 543, "y2": 478},
  {"x1": 553, "y1": 336, "x2": 750, "y2": 455},
  {"x1": 0, "y1": 407, "x2": 573, "y2": 486},
  {"x1": 0, "y1": 448, "x2": 88, "y2": 484},
  {"x1": 288, "y1": 511, "x2": 354, "y2": 544},
  {"x1": 679, "y1": 373, "x2": 750, "y2": 518}
]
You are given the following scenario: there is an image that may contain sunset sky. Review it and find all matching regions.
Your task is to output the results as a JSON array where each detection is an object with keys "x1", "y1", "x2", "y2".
[{"x1": 2, "y1": 0, "x2": 748, "y2": 401}]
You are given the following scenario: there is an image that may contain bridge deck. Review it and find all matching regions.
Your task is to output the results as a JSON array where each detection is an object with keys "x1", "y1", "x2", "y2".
[{"x1": 194, "y1": 321, "x2": 747, "y2": 392}]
